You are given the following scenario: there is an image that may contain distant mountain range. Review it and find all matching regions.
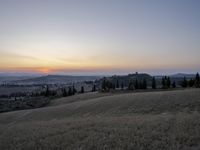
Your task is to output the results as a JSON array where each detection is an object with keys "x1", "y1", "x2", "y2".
[
  {"x1": 155, "y1": 73, "x2": 196, "y2": 79},
  {"x1": 0, "y1": 73, "x2": 198, "y2": 85},
  {"x1": 0, "y1": 75, "x2": 102, "y2": 85},
  {"x1": 170, "y1": 73, "x2": 196, "y2": 78}
]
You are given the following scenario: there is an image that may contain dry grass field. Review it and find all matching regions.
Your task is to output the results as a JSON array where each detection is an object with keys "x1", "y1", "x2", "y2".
[{"x1": 0, "y1": 89, "x2": 200, "y2": 150}]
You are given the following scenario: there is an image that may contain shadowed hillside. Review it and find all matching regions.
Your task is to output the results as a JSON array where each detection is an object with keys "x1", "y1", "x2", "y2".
[{"x1": 0, "y1": 89, "x2": 200, "y2": 150}]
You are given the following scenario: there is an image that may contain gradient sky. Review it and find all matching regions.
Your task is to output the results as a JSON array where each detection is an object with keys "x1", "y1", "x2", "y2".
[{"x1": 0, "y1": 0, "x2": 200, "y2": 75}]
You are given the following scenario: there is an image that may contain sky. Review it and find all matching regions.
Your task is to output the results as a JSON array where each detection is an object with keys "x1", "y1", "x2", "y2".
[{"x1": 0, "y1": 0, "x2": 200, "y2": 75}]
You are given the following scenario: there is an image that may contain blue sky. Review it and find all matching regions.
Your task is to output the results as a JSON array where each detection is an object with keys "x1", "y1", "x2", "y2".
[{"x1": 0, "y1": 0, "x2": 199, "y2": 75}]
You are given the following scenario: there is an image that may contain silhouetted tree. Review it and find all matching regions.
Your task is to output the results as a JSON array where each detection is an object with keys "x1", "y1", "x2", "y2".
[
  {"x1": 128, "y1": 80, "x2": 134, "y2": 90},
  {"x1": 195, "y1": 72, "x2": 200, "y2": 88},
  {"x1": 62, "y1": 88, "x2": 67, "y2": 97},
  {"x1": 189, "y1": 79, "x2": 195, "y2": 87},
  {"x1": 162, "y1": 77, "x2": 165, "y2": 89},
  {"x1": 121, "y1": 82, "x2": 124, "y2": 90},
  {"x1": 134, "y1": 79, "x2": 139, "y2": 89},
  {"x1": 45, "y1": 85, "x2": 50, "y2": 97},
  {"x1": 152, "y1": 77, "x2": 156, "y2": 89},
  {"x1": 72, "y1": 85, "x2": 77, "y2": 95},
  {"x1": 68, "y1": 87, "x2": 73, "y2": 96},
  {"x1": 116, "y1": 80, "x2": 119, "y2": 88},
  {"x1": 142, "y1": 78, "x2": 147, "y2": 89},
  {"x1": 81, "y1": 86, "x2": 84, "y2": 93},
  {"x1": 172, "y1": 81, "x2": 176, "y2": 88},
  {"x1": 196, "y1": 72, "x2": 200, "y2": 81},
  {"x1": 181, "y1": 77, "x2": 188, "y2": 88},
  {"x1": 92, "y1": 84, "x2": 96, "y2": 92},
  {"x1": 101, "y1": 77, "x2": 106, "y2": 91},
  {"x1": 167, "y1": 77, "x2": 171, "y2": 88},
  {"x1": 101, "y1": 78, "x2": 116, "y2": 92},
  {"x1": 113, "y1": 82, "x2": 116, "y2": 89}
]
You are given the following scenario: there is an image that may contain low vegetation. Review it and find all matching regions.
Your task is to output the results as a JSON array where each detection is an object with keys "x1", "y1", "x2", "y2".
[{"x1": 0, "y1": 89, "x2": 200, "y2": 150}]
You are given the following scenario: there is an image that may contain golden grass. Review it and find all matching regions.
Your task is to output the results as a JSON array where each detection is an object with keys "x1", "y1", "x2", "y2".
[{"x1": 0, "y1": 89, "x2": 200, "y2": 150}]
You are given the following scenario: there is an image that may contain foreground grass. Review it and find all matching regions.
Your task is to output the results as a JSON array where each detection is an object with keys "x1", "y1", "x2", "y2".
[{"x1": 0, "y1": 89, "x2": 200, "y2": 150}]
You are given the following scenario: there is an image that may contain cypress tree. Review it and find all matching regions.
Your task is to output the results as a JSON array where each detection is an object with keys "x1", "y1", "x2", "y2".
[
  {"x1": 116, "y1": 79, "x2": 119, "y2": 88},
  {"x1": 152, "y1": 77, "x2": 156, "y2": 89},
  {"x1": 195, "y1": 72, "x2": 200, "y2": 88},
  {"x1": 172, "y1": 81, "x2": 176, "y2": 88},
  {"x1": 128, "y1": 80, "x2": 134, "y2": 90},
  {"x1": 45, "y1": 85, "x2": 50, "y2": 97},
  {"x1": 167, "y1": 77, "x2": 171, "y2": 88},
  {"x1": 102, "y1": 78, "x2": 106, "y2": 91},
  {"x1": 196, "y1": 72, "x2": 200, "y2": 81},
  {"x1": 162, "y1": 77, "x2": 165, "y2": 89},
  {"x1": 92, "y1": 84, "x2": 96, "y2": 92},
  {"x1": 135, "y1": 79, "x2": 139, "y2": 89},
  {"x1": 81, "y1": 86, "x2": 84, "y2": 93},
  {"x1": 189, "y1": 79, "x2": 195, "y2": 87},
  {"x1": 62, "y1": 88, "x2": 67, "y2": 97},
  {"x1": 112, "y1": 82, "x2": 116, "y2": 90},
  {"x1": 121, "y1": 82, "x2": 124, "y2": 90},
  {"x1": 72, "y1": 85, "x2": 76, "y2": 95},
  {"x1": 142, "y1": 78, "x2": 147, "y2": 89},
  {"x1": 181, "y1": 77, "x2": 188, "y2": 88}
]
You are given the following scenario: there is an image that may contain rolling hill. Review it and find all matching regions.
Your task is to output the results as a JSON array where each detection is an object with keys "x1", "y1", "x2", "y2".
[
  {"x1": 0, "y1": 89, "x2": 200, "y2": 149},
  {"x1": 4, "y1": 75, "x2": 102, "y2": 85}
]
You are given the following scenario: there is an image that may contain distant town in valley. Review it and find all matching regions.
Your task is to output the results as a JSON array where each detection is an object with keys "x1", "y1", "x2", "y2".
[
  {"x1": 0, "y1": 72, "x2": 199, "y2": 112},
  {"x1": 1, "y1": 0, "x2": 200, "y2": 149}
]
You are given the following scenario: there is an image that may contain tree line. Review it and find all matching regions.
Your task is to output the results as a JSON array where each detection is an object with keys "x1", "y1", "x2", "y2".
[{"x1": 101, "y1": 73, "x2": 200, "y2": 92}]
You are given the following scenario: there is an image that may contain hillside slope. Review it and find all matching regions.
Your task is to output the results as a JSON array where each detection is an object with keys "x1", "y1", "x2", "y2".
[{"x1": 0, "y1": 89, "x2": 200, "y2": 150}]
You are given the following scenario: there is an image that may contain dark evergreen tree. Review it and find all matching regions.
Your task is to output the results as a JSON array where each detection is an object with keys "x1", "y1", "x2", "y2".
[
  {"x1": 121, "y1": 82, "x2": 124, "y2": 90},
  {"x1": 195, "y1": 72, "x2": 200, "y2": 88},
  {"x1": 162, "y1": 77, "x2": 165, "y2": 89},
  {"x1": 72, "y1": 85, "x2": 76, "y2": 95},
  {"x1": 167, "y1": 77, "x2": 171, "y2": 88},
  {"x1": 142, "y1": 78, "x2": 147, "y2": 89},
  {"x1": 92, "y1": 84, "x2": 96, "y2": 92},
  {"x1": 189, "y1": 79, "x2": 195, "y2": 87},
  {"x1": 112, "y1": 82, "x2": 116, "y2": 90},
  {"x1": 152, "y1": 77, "x2": 156, "y2": 89},
  {"x1": 101, "y1": 77, "x2": 106, "y2": 91},
  {"x1": 62, "y1": 88, "x2": 67, "y2": 97},
  {"x1": 134, "y1": 79, "x2": 139, "y2": 89},
  {"x1": 45, "y1": 85, "x2": 50, "y2": 97},
  {"x1": 172, "y1": 81, "x2": 176, "y2": 88},
  {"x1": 116, "y1": 79, "x2": 119, "y2": 88},
  {"x1": 196, "y1": 72, "x2": 200, "y2": 81},
  {"x1": 181, "y1": 77, "x2": 188, "y2": 88},
  {"x1": 81, "y1": 86, "x2": 84, "y2": 93},
  {"x1": 128, "y1": 80, "x2": 134, "y2": 90},
  {"x1": 68, "y1": 87, "x2": 72, "y2": 96}
]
